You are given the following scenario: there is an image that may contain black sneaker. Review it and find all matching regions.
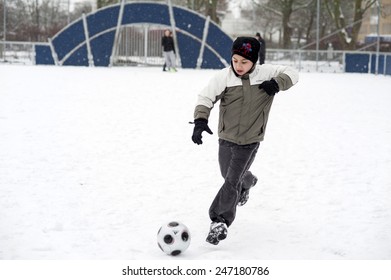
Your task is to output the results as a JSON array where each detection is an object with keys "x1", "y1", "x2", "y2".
[
  {"x1": 238, "y1": 176, "x2": 258, "y2": 206},
  {"x1": 206, "y1": 222, "x2": 228, "y2": 245}
]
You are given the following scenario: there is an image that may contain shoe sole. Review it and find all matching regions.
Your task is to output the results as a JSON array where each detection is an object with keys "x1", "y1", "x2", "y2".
[
  {"x1": 206, "y1": 237, "x2": 219, "y2": 245},
  {"x1": 238, "y1": 190, "x2": 250, "y2": 206},
  {"x1": 216, "y1": 224, "x2": 227, "y2": 240},
  {"x1": 206, "y1": 224, "x2": 227, "y2": 245},
  {"x1": 238, "y1": 177, "x2": 258, "y2": 206}
]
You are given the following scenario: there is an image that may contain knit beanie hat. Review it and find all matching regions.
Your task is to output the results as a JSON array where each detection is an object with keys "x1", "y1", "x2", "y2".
[{"x1": 231, "y1": 37, "x2": 260, "y2": 64}]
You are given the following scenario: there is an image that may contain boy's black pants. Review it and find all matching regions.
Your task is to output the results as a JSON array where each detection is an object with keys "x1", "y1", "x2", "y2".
[{"x1": 209, "y1": 139, "x2": 260, "y2": 227}]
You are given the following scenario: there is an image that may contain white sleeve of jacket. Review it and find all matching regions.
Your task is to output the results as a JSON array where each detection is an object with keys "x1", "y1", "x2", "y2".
[
  {"x1": 194, "y1": 68, "x2": 230, "y2": 120},
  {"x1": 256, "y1": 64, "x2": 299, "y2": 90}
]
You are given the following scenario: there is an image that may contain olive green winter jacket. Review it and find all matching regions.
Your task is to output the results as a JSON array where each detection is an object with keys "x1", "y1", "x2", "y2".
[{"x1": 194, "y1": 64, "x2": 299, "y2": 145}]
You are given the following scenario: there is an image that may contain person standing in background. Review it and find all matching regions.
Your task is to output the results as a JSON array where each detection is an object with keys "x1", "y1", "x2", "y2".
[
  {"x1": 255, "y1": 32, "x2": 266, "y2": 65},
  {"x1": 161, "y1": 29, "x2": 177, "y2": 72}
]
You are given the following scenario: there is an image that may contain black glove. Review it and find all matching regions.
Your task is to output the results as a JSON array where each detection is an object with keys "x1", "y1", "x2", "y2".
[
  {"x1": 259, "y1": 78, "x2": 279, "y2": 96},
  {"x1": 191, "y1": 118, "x2": 213, "y2": 145}
]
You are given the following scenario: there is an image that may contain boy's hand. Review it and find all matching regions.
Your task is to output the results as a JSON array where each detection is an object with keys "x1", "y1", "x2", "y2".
[
  {"x1": 259, "y1": 79, "x2": 279, "y2": 96},
  {"x1": 192, "y1": 118, "x2": 213, "y2": 145}
]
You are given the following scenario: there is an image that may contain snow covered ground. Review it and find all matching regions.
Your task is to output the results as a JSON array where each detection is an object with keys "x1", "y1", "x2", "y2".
[{"x1": 1, "y1": 65, "x2": 391, "y2": 260}]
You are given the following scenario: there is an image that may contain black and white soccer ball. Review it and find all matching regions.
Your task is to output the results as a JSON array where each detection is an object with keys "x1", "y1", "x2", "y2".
[{"x1": 157, "y1": 221, "x2": 191, "y2": 256}]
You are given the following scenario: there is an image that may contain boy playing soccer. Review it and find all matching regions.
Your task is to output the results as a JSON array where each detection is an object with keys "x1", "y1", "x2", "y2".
[{"x1": 191, "y1": 37, "x2": 299, "y2": 245}]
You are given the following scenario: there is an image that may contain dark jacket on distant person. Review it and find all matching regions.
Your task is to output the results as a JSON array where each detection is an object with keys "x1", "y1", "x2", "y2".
[{"x1": 162, "y1": 36, "x2": 175, "y2": 52}]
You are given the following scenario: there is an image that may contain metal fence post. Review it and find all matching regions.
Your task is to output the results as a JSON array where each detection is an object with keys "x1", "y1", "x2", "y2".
[
  {"x1": 2, "y1": 0, "x2": 6, "y2": 60},
  {"x1": 196, "y1": 15, "x2": 210, "y2": 69},
  {"x1": 48, "y1": 38, "x2": 59, "y2": 66},
  {"x1": 82, "y1": 13, "x2": 94, "y2": 67},
  {"x1": 110, "y1": 0, "x2": 126, "y2": 67},
  {"x1": 144, "y1": 25, "x2": 148, "y2": 64},
  {"x1": 375, "y1": 0, "x2": 380, "y2": 75}
]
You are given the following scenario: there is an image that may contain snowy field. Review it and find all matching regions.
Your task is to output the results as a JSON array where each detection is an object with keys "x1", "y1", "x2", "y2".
[{"x1": 1, "y1": 65, "x2": 391, "y2": 260}]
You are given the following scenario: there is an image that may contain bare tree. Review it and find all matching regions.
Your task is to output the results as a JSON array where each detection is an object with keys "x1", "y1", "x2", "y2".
[
  {"x1": 3, "y1": 0, "x2": 91, "y2": 42},
  {"x1": 4, "y1": 0, "x2": 36, "y2": 41},
  {"x1": 23, "y1": 0, "x2": 66, "y2": 41},
  {"x1": 325, "y1": 0, "x2": 377, "y2": 50},
  {"x1": 97, "y1": 0, "x2": 118, "y2": 9},
  {"x1": 72, "y1": 2, "x2": 94, "y2": 21},
  {"x1": 256, "y1": 0, "x2": 314, "y2": 49},
  {"x1": 95, "y1": 0, "x2": 227, "y2": 24},
  {"x1": 203, "y1": 0, "x2": 220, "y2": 24},
  {"x1": 291, "y1": 0, "x2": 316, "y2": 47},
  {"x1": 175, "y1": 0, "x2": 228, "y2": 24}
]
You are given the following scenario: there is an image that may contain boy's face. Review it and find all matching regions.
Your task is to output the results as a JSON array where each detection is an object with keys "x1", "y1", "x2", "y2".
[{"x1": 232, "y1": 54, "x2": 254, "y2": 76}]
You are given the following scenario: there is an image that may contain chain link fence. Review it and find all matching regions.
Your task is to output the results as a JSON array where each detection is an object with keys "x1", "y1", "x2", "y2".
[
  {"x1": 113, "y1": 25, "x2": 165, "y2": 66},
  {"x1": 0, "y1": 41, "x2": 36, "y2": 65},
  {"x1": 266, "y1": 49, "x2": 345, "y2": 73},
  {"x1": 1, "y1": 39, "x2": 389, "y2": 75}
]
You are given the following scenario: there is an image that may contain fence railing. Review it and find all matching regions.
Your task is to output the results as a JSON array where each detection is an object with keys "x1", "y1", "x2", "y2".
[
  {"x1": 114, "y1": 25, "x2": 166, "y2": 66},
  {"x1": 267, "y1": 49, "x2": 390, "y2": 75},
  {"x1": 0, "y1": 41, "x2": 36, "y2": 65},
  {"x1": 266, "y1": 49, "x2": 345, "y2": 73},
  {"x1": 1, "y1": 40, "x2": 390, "y2": 75}
]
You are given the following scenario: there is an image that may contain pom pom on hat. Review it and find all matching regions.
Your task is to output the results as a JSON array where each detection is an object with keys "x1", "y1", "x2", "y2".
[{"x1": 231, "y1": 37, "x2": 260, "y2": 64}]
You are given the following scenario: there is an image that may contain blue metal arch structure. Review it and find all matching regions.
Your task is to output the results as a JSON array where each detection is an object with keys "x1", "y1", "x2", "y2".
[{"x1": 35, "y1": 2, "x2": 233, "y2": 69}]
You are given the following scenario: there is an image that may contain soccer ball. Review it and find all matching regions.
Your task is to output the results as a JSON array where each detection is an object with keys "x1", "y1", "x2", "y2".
[{"x1": 157, "y1": 221, "x2": 191, "y2": 256}]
